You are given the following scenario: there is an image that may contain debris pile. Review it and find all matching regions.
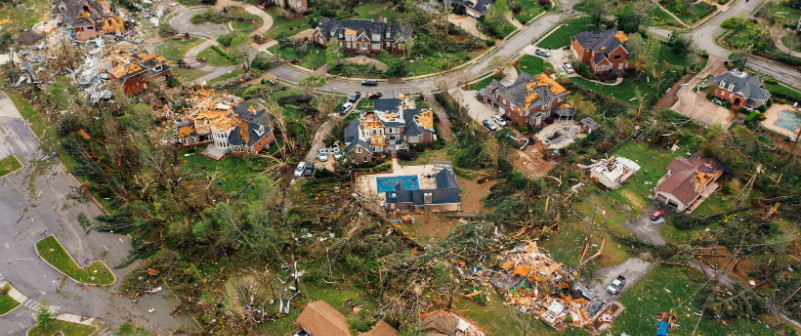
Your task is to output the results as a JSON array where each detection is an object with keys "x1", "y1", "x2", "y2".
[{"x1": 420, "y1": 310, "x2": 485, "y2": 336}]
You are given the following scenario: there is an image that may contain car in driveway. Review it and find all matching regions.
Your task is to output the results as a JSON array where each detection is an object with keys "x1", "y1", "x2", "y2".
[
  {"x1": 317, "y1": 147, "x2": 329, "y2": 162},
  {"x1": 650, "y1": 210, "x2": 666, "y2": 222},
  {"x1": 368, "y1": 92, "x2": 383, "y2": 98},
  {"x1": 473, "y1": 89, "x2": 484, "y2": 98},
  {"x1": 361, "y1": 79, "x2": 378, "y2": 86},
  {"x1": 482, "y1": 119, "x2": 497, "y2": 131},
  {"x1": 606, "y1": 275, "x2": 626, "y2": 295},
  {"x1": 331, "y1": 146, "x2": 343, "y2": 160},
  {"x1": 294, "y1": 162, "x2": 306, "y2": 177},
  {"x1": 493, "y1": 115, "x2": 507, "y2": 127},
  {"x1": 586, "y1": 298, "x2": 605, "y2": 317},
  {"x1": 292, "y1": 330, "x2": 309, "y2": 336},
  {"x1": 535, "y1": 49, "x2": 551, "y2": 58},
  {"x1": 338, "y1": 102, "x2": 353, "y2": 115},
  {"x1": 348, "y1": 92, "x2": 361, "y2": 103},
  {"x1": 563, "y1": 63, "x2": 575, "y2": 74},
  {"x1": 303, "y1": 162, "x2": 315, "y2": 176}
]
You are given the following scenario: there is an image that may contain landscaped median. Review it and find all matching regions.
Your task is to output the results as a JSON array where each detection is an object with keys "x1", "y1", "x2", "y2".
[
  {"x1": 0, "y1": 283, "x2": 21, "y2": 316},
  {"x1": 35, "y1": 236, "x2": 115, "y2": 286},
  {"x1": 27, "y1": 320, "x2": 98, "y2": 336},
  {"x1": 0, "y1": 154, "x2": 23, "y2": 178}
]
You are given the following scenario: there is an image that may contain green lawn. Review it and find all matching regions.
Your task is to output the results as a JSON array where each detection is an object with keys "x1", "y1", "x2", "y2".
[
  {"x1": 0, "y1": 155, "x2": 23, "y2": 178},
  {"x1": 468, "y1": 74, "x2": 501, "y2": 90},
  {"x1": 268, "y1": 44, "x2": 327, "y2": 70},
  {"x1": 517, "y1": 54, "x2": 553, "y2": 75},
  {"x1": 416, "y1": 100, "x2": 430, "y2": 109},
  {"x1": 227, "y1": 6, "x2": 264, "y2": 33},
  {"x1": 769, "y1": 4, "x2": 801, "y2": 22},
  {"x1": 570, "y1": 76, "x2": 659, "y2": 105},
  {"x1": 514, "y1": 2, "x2": 545, "y2": 23},
  {"x1": 356, "y1": 97, "x2": 376, "y2": 111},
  {"x1": 28, "y1": 320, "x2": 98, "y2": 336},
  {"x1": 0, "y1": 288, "x2": 20, "y2": 315},
  {"x1": 664, "y1": 3, "x2": 715, "y2": 25},
  {"x1": 36, "y1": 236, "x2": 115, "y2": 286},
  {"x1": 209, "y1": 68, "x2": 245, "y2": 84},
  {"x1": 263, "y1": 8, "x2": 311, "y2": 39},
  {"x1": 352, "y1": 2, "x2": 393, "y2": 19},
  {"x1": 765, "y1": 83, "x2": 801, "y2": 102},
  {"x1": 177, "y1": 145, "x2": 267, "y2": 198},
  {"x1": 0, "y1": 0, "x2": 51, "y2": 30},
  {"x1": 155, "y1": 38, "x2": 204, "y2": 62},
  {"x1": 378, "y1": 49, "x2": 484, "y2": 77},
  {"x1": 197, "y1": 46, "x2": 240, "y2": 66},
  {"x1": 781, "y1": 35, "x2": 801, "y2": 52},
  {"x1": 536, "y1": 16, "x2": 595, "y2": 49},
  {"x1": 171, "y1": 68, "x2": 212, "y2": 82},
  {"x1": 649, "y1": 6, "x2": 682, "y2": 27}
]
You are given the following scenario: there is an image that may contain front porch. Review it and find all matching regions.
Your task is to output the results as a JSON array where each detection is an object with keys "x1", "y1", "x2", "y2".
[{"x1": 201, "y1": 143, "x2": 231, "y2": 160}]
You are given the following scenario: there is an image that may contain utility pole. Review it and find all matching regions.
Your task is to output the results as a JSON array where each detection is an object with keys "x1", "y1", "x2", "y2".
[{"x1": 578, "y1": 203, "x2": 598, "y2": 266}]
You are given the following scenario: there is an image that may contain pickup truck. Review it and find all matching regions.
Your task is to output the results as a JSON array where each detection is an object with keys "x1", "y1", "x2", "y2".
[{"x1": 606, "y1": 275, "x2": 626, "y2": 295}]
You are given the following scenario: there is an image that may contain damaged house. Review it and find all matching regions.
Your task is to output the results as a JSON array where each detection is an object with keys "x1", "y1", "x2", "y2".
[
  {"x1": 652, "y1": 153, "x2": 727, "y2": 212},
  {"x1": 579, "y1": 156, "x2": 641, "y2": 190},
  {"x1": 483, "y1": 71, "x2": 574, "y2": 128},
  {"x1": 384, "y1": 162, "x2": 461, "y2": 213},
  {"x1": 173, "y1": 92, "x2": 276, "y2": 159},
  {"x1": 419, "y1": 310, "x2": 484, "y2": 336},
  {"x1": 102, "y1": 51, "x2": 172, "y2": 95},
  {"x1": 52, "y1": 0, "x2": 125, "y2": 41},
  {"x1": 344, "y1": 105, "x2": 436, "y2": 163}
]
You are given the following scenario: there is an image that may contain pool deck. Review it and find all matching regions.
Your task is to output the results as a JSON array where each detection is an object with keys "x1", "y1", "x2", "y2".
[
  {"x1": 356, "y1": 159, "x2": 446, "y2": 203},
  {"x1": 763, "y1": 104, "x2": 800, "y2": 139}
]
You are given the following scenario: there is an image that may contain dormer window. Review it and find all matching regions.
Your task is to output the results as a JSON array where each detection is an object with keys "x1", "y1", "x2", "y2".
[
  {"x1": 372, "y1": 34, "x2": 379, "y2": 41},
  {"x1": 728, "y1": 84, "x2": 735, "y2": 91},
  {"x1": 719, "y1": 81, "x2": 726, "y2": 88},
  {"x1": 59, "y1": 6, "x2": 66, "y2": 12},
  {"x1": 154, "y1": 65, "x2": 162, "y2": 72}
]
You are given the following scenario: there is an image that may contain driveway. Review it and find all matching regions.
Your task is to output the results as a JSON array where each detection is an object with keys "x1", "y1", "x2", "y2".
[
  {"x1": 448, "y1": 14, "x2": 493, "y2": 41},
  {"x1": 449, "y1": 87, "x2": 497, "y2": 125},
  {"x1": 590, "y1": 257, "x2": 654, "y2": 303},
  {"x1": 671, "y1": 55, "x2": 736, "y2": 126},
  {"x1": 0, "y1": 92, "x2": 194, "y2": 335},
  {"x1": 170, "y1": 8, "x2": 229, "y2": 39},
  {"x1": 621, "y1": 204, "x2": 670, "y2": 245}
]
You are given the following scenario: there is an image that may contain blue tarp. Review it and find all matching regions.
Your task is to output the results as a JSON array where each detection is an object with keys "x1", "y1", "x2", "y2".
[{"x1": 656, "y1": 320, "x2": 669, "y2": 336}]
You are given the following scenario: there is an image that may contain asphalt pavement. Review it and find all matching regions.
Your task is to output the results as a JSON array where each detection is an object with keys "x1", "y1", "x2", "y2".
[
  {"x1": 0, "y1": 92, "x2": 194, "y2": 335},
  {"x1": 590, "y1": 257, "x2": 654, "y2": 303},
  {"x1": 621, "y1": 204, "x2": 670, "y2": 245}
]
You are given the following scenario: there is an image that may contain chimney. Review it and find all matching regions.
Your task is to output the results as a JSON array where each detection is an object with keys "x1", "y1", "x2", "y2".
[{"x1": 545, "y1": 67, "x2": 551, "y2": 76}]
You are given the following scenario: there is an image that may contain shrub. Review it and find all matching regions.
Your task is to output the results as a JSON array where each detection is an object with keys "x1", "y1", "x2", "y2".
[
  {"x1": 766, "y1": 98, "x2": 773, "y2": 107},
  {"x1": 723, "y1": 101, "x2": 732, "y2": 108},
  {"x1": 720, "y1": 17, "x2": 745, "y2": 29},
  {"x1": 671, "y1": 212, "x2": 703, "y2": 230},
  {"x1": 779, "y1": 98, "x2": 788, "y2": 104},
  {"x1": 543, "y1": 4, "x2": 551, "y2": 10},
  {"x1": 217, "y1": 33, "x2": 236, "y2": 47},
  {"x1": 737, "y1": 107, "x2": 748, "y2": 114},
  {"x1": 744, "y1": 112, "x2": 759, "y2": 122},
  {"x1": 706, "y1": 93, "x2": 712, "y2": 99},
  {"x1": 785, "y1": 136, "x2": 793, "y2": 142},
  {"x1": 765, "y1": 79, "x2": 778, "y2": 85},
  {"x1": 758, "y1": 104, "x2": 767, "y2": 112},
  {"x1": 166, "y1": 77, "x2": 181, "y2": 88},
  {"x1": 485, "y1": 39, "x2": 496, "y2": 47},
  {"x1": 397, "y1": 149, "x2": 417, "y2": 161},
  {"x1": 210, "y1": 45, "x2": 237, "y2": 62},
  {"x1": 757, "y1": 113, "x2": 766, "y2": 121}
]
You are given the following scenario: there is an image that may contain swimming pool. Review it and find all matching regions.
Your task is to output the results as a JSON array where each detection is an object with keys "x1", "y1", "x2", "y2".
[
  {"x1": 376, "y1": 175, "x2": 420, "y2": 193},
  {"x1": 774, "y1": 110, "x2": 801, "y2": 132}
]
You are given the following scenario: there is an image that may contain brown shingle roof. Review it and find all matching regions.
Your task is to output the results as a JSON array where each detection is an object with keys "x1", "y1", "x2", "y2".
[
  {"x1": 656, "y1": 154, "x2": 726, "y2": 205},
  {"x1": 296, "y1": 300, "x2": 350, "y2": 336},
  {"x1": 361, "y1": 321, "x2": 399, "y2": 336},
  {"x1": 421, "y1": 310, "x2": 459, "y2": 335}
]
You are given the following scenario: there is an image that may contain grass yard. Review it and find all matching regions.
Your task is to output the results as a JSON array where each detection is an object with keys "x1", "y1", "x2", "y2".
[
  {"x1": 28, "y1": 320, "x2": 98, "y2": 336},
  {"x1": 209, "y1": 68, "x2": 245, "y2": 84},
  {"x1": 0, "y1": 155, "x2": 23, "y2": 178},
  {"x1": 154, "y1": 38, "x2": 204, "y2": 62},
  {"x1": 416, "y1": 100, "x2": 430, "y2": 109},
  {"x1": 356, "y1": 97, "x2": 376, "y2": 111},
  {"x1": 765, "y1": 83, "x2": 801, "y2": 102},
  {"x1": 0, "y1": 0, "x2": 51, "y2": 30},
  {"x1": 536, "y1": 16, "x2": 595, "y2": 49},
  {"x1": 352, "y1": 2, "x2": 394, "y2": 19},
  {"x1": 263, "y1": 8, "x2": 311, "y2": 39},
  {"x1": 570, "y1": 76, "x2": 659, "y2": 105},
  {"x1": 514, "y1": 2, "x2": 545, "y2": 23},
  {"x1": 649, "y1": 6, "x2": 682, "y2": 27},
  {"x1": 379, "y1": 49, "x2": 484, "y2": 77},
  {"x1": 517, "y1": 54, "x2": 553, "y2": 75},
  {"x1": 468, "y1": 74, "x2": 501, "y2": 90},
  {"x1": 781, "y1": 35, "x2": 801, "y2": 52},
  {"x1": 36, "y1": 236, "x2": 115, "y2": 286},
  {"x1": 664, "y1": 3, "x2": 715, "y2": 25},
  {"x1": 171, "y1": 68, "x2": 212, "y2": 82},
  {"x1": 197, "y1": 46, "x2": 240, "y2": 66},
  {"x1": 268, "y1": 44, "x2": 327, "y2": 70},
  {"x1": 177, "y1": 145, "x2": 267, "y2": 199},
  {"x1": 0, "y1": 287, "x2": 20, "y2": 315},
  {"x1": 227, "y1": 7, "x2": 263, "y2": 33},
  {"x1": 769, "y1": 4, "x2": 801, "y2": 22}
]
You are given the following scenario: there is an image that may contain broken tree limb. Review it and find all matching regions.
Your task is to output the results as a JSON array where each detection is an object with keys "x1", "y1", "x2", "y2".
[
  {"x1": 784, "y1": 284, "x2": 801, "y2": 304},
  {"x1": 705, "y1": 207, "x2": 753, "y2": 219},
  {"x1": 577, "y1": 238, "x2": 605, "y2": 268}
]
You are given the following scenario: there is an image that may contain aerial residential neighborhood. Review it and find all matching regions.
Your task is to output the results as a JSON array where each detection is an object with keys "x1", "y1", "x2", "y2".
[{"x1": 1, "y1": 0, "x2": 801, "y2": 334}]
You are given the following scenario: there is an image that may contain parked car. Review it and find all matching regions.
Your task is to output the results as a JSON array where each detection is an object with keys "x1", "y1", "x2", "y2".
[
  {"x1": 339, "y1": 102, "x2": 353, "y2": 115},
  {"x1": 500, "y1": 113, "x2": 512, "y2": 122},
  {"x1": 650, "y1": 209, "x2": 666, "y2": 222},
  {"x1": 361, "y1": 79, "x2": 378, "y2": 86},
  {"x1": 303, "y1": 162, "x2": 315, "y2": 176},
  {"x1": 535, "y1": 49, "x2": 551, "y2": 58},
  {"x1": 563, "y1": 63, "x2": 575, "y2": 74},
  {"x1": 482, "y1": 119, "x2": 497, "y2": 131},
  {"x1": 348, "y1": 92, "x2": 361, "y2": 103},
  {"x1": 493, "y1": 115, "x2": 507, "y2": 127},
  {"x1": 368, "y1": 92, "x2": 383, "y2": 98},
  {"x1": 317, "y1": 147, "x2": 329, "y2": 162},
  {"x1": 294, "y1": 162, "x2": 307, "y2": 177},
  {"x1": 586, "y1": 298, "x2": 605, "y2": 317},
  {"x1": 292, "y1": 331, "x2": 309, "y2": 336},
  {"x1": 331, "y1": 146, "x2": 343, "y2": 160},
  {"x1": 474, "y1": 89, "x2": 484, "y2": 98},
  {"x1": 606, "y1": 275, "x2": 626, "y2": 295},
  {"x1": 556, "y1": 65, "x2": 566, "y2": 75}
]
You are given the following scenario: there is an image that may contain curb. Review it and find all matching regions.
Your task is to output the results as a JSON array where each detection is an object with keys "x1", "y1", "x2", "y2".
[
  {"x1": 0, "y1": 282, "x2": 23, "y2": 317},
  {"x1": 34, "y1": 235, "x2": 117, "y2": 287},
  {"x1": 26, "y1": 321, "x2": 101, "y2": 336},
  {"x1": 0, "y1": 154, "x2": 24, "y2": 178}
]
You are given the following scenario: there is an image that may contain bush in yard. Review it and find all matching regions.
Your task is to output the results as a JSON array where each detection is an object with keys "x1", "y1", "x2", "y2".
[
  {"x1": 785, "y1": 136, "x2": 793, "y2": 142},
  {"x1": 670, "y1": 212, "x2": 703, "y2": 230},
  {"x1": 217, "y1": 33, "x2": 236, "y2": 47},
  {"x1": 757, "y1": 113, "x2": 766, "y2": 121},
  {"x1": 737, "y1": 107, "x2": 748, "y2": 114},
  {"x1": 397, "y1": 149, "x2": 417, "y2": 161},
  {"x1": 313, "y1": 168, "x2": 335, "y2": 178},
  {"x1": 706, "y1": 93, "x2": 712, "y2": 99},
  {"x1": 485, "y1": 40, "x2": 496, "y2": 47},
  {"x1": 745, "y1": 112, "x2": 759, "y2": 122},
  {"x1": 723, "y1": 101, "x2": 732, "y2": 108},
  {"x1": 166, "y1": 77, "x2": 181, "y2": 88},
  {"x1": 779, "y1": 98, "x2": 788, "y2": 104},
  {"x1": 766, "y1": 98, "x2": 773, "y2": 107},
  {"x1": 758, "y1": 104, "x2": 767, "y2": 112}
]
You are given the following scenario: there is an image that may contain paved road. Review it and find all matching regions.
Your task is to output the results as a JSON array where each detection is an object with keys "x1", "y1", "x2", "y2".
[
  {"x1": 0, "y1": 92, "x2": 194, "y2": 335},
  {"x1": 691, "y1": 0, "x2": 801, "y2": 86},
  {"x1": 270, "y1": 13, "x2": 564, "y2": 95}
]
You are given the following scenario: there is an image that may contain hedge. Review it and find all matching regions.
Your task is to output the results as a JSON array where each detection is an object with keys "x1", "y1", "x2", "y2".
[{"x1": 211, "y1": 45, "x2": 237, "y2": 62}]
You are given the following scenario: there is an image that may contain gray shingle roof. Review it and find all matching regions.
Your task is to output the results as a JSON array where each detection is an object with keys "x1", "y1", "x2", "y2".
[
  {"x1": 451, "y1": 0, "x2": 493, "y2": 14},
  {"x1": 708, "y1": 70, "x2": 771, "y2": 107},
  {"x1": 570, "y1": 28, "x2": 627, "y2": 54},
  {"x1": 486, "y1": 72, "x2": 565, "y2": 112},
  {"x1": 580, "y1": 117, "x2": 600, "y2": 130},
  {"x1": 374, "y1": 98, "x2": 403, "y2": 113},
  {"x1": 317, "y1": 17, "x2": 412, "y2": 42},
  {"x1": 386, "y1": 163, "x2": 461, "y2": 206}
]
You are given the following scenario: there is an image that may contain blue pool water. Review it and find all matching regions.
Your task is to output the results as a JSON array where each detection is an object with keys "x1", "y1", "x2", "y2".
[
  {"x1": 376, "y1": 175, "x2": 420, "y2": 193},
  {"x1": 775, "y1": 110, "x2": 801, "y2": 132}
]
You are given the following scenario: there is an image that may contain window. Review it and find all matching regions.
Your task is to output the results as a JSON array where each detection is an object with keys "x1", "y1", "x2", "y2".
[
  {"x1": 372, "y1": 34, "x2": 379, "y2": 41},
  {"x1": 385, "y1": 42, "x2": 390, "y2": 47},
  {"x1": 543, "y1": 103, "x2": 549, "y2": 109},
  {"x1": 60, "y1": 6, "x2": 66, "y2": 12},
  {"x1": 363, "y1": 157, "x2": 368, "y2": 162},
  {"x1": 355, "y1": 147, "x2": 362, "y2": 153},
  {"x1": 614, "y1": 54, "x2": 622, "y2": 59},
  {"x1": 720, "y1": 81, "x2": 726, "y2": 88}
]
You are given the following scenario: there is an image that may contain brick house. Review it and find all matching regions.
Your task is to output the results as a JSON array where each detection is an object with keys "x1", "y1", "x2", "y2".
[
  {"x1": 449, "y1": 0, "x2": 492, "y2": 18},
  {"x1": 52, "y1": 0, "x2": 125, "y2": 41},
  {"x1": 706, "y1": 69, "x2": 771, "y2": 109},
  {"x1": 312, "y1": 17, "x2": 412, "y2": 55},
  {"x1": 384, "y1": 162, "x2": 462, "y2": 213},
  {"x1": 569, "y1": 28, "x2": 634, "y2": 74},
  {"x1": 483, "y1": 71, "x2": 574, "y2": 128},
  {"x1": 174, "y1": 94, "x2": 275, "y2": 159},
  {"x1": 652, "y1": 153, "x2": 727, "y2": 212},
  {"x1": 103, "y1": 51, "x2": 172, "y2": 95},
  {"x1": 270, "y1": 0, "x2": 310, "y2": 14}
]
